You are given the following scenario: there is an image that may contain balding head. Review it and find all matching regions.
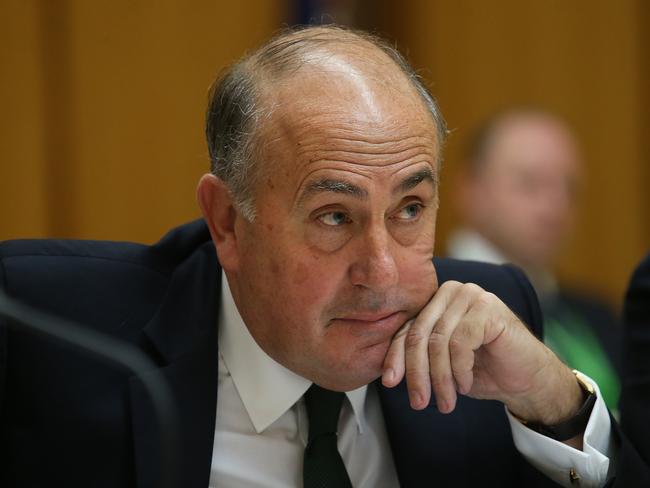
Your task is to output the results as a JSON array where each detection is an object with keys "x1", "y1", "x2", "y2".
[{"x1": 206, "y1": 25, "x2": 446, "y2": 220}]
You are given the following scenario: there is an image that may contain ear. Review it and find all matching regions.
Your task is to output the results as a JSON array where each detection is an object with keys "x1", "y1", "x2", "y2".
[{"x1": 197, "y1": 173, "x2": 240, "y2": 272}]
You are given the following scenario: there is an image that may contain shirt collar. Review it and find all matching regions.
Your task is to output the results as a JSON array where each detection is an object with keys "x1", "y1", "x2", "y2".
[
  {"x1": 447, "y1": 229, "x2": 558, "y2": 298},
  {"x1": 447, "y1": 229, "x2": 509, "y2": 265},
  {"x1": 218, "y1": 272, "x2": 367, "y2": 434}
]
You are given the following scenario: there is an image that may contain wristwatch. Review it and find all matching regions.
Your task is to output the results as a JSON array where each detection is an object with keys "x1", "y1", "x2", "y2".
[{"x1": 523, "y1": 370, "x2": 597, "y2": 442}]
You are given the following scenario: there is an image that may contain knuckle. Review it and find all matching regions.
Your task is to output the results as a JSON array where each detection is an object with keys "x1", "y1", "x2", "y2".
[
  {"x1": 448, "y1": 335, "x2": 465, "y2": 353},
  {"x1": 440, "y1": 280, "x2": 462, "y2": 294},
  {"x1": 441, "y1": 280, "x2": 461, "y2": 288},
  {"x1": 430, "y1": 372, "x2": 452, "y2": 391},
  {"x1": 405, "y1": 327, "x2": 426, "y2": 350},
  {"x1": 427, "y1": 330, "x2": 447, "y2": 350},
  {"x1": 461, "y1": 282, "x2": 482, "y2": 296},
  {"x1": 452, "y1": 349, "x2": 474, "y2": 372},
  {"x1": 405, "y1": 369, "x2": 427, "y2": 384},
  {"x1": 457, "y1": 319, "x2": 477, "y2": 339},
  {"x1": 477, "y1": 290, "x2": 498, "y2": 308},
  {"x1": 434, "y1": 315, "x2": 449, "y2": 332}
]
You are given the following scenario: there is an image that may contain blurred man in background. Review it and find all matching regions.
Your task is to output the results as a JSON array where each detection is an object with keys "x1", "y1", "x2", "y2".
[{"x1": 447, "y1": 108, "x2": 621, "y2": 409}]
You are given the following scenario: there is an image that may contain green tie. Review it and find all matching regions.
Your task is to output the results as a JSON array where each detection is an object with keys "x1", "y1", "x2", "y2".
[{"x1": 303, "y1": 384, "x2": 353, "y2": 488}]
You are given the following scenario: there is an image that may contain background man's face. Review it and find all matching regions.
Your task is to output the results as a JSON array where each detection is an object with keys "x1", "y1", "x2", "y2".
[
  {"x1": 228, "y1": 60, "x2": 440, "y2": 391},
  {"x1": 464, "y1": 116, "x2": 580, "y2": 269}
]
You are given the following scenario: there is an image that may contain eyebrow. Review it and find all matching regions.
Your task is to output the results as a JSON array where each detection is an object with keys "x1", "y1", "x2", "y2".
[
  {"x1": 297, "y1": 167, "x2": 436, "y2": 206},
  {"x1": 299, "y1": 179, "x2": 368, "y2": 206},
  {"x1": 394, "y1": 167, "x2": 436, "y2": 194}
]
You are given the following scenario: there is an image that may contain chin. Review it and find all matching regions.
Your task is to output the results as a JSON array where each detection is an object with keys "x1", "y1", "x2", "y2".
[
  {"x1": 316, "y1": 346, "x2": 387, "y2": 392},
  {"x1": 317, "y1": 371, "x2": 382, "y2": 392}
]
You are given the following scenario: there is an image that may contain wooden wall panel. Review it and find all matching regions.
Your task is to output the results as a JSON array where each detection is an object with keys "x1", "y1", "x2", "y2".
[
  {"x1": 0, "y1": 0, "x2": 283, "y2": 242},
  {"x1": 0, "y1": 0, "x2": 49, "y2": 236}
]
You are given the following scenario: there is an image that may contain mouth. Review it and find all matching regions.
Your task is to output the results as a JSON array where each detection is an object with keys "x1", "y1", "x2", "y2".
[
  {"x1": 336, "y1": 311, "x2": 399, "y2": 322},
  {"x1": 330, "y1": 311, "x2": 406, "y2": 339}
]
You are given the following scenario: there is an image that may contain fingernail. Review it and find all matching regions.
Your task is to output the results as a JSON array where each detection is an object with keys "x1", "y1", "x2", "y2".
[
  {"x1": 438, "y1": 399, "x2": 449, "y2": 413},
  {"x1": 410, "y1": 391, "x2": 423, "y2": 409},
  {"x1": 383, "y1": 368, "x2": 395, "y2": 383}
]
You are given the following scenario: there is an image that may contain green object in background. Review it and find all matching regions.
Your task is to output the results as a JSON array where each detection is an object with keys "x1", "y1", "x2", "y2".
[{"x1": 544, "y1": 312, "x2": 620, "y2": 411}]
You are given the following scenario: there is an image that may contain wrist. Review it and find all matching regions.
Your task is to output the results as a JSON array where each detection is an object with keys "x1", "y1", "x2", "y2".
[
  {"x1": 507, "y1": 362, "x2": 584, "y2": 425},
  {"x1": 513, "y1": 370, "x2": 596, "y2": 443}
]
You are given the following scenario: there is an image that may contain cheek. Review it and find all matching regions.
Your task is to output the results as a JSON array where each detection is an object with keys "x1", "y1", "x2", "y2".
[
  {"x1": 396, "y1": 235, "x2": 438, "y2": 301},
  {"x1": 271, "y1": 248, "x2": 343, "y2": 318},
  {"x1": 292, "y1": 260, "x2": 313, "y2": 287},
  {"x1": 404, "y1": 218, "x2": 436, "y2": 259},
  {"x1": 400, "y1": 252, "x2": 436, "y2": 286}
]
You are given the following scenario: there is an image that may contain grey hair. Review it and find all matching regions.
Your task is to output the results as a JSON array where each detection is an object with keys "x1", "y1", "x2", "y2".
[{"x1": 205, "y1": 25, "x2": 447, "y2": 221}]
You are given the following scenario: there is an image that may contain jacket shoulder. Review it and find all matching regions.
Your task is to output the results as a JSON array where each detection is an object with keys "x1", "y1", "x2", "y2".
[
  {"x1": 0, "y1": 220, "x2": 211, "y2": 274},
  {"x1": 0, "y1": 219, "x2": 213, "y2": 327}
]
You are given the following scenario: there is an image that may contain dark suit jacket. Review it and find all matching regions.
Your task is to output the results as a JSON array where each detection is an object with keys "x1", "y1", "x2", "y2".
[
  {"x1": 620, "y1": 253, "x2": 650, "y2": 484},
  {"x1": 0, "y1": 220, "x2": 644, "y2": 487}
]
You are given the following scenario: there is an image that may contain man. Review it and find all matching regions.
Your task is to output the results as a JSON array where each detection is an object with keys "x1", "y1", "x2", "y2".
[
  {"x1": 448, "y1": 109, "x2": 621, "y2": 409},
  {"x1": 0, "y1": 26, "x2": 644, "y2": 487}
]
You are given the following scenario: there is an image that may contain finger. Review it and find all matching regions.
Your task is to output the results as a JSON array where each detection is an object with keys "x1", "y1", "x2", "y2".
[
  {"x1": 426, "y1": 284, "x2": 477, "y2": 413},
  {"x1": 449, "y1": 305, "x2": 486, "y2": 395},
  {"x1": 404, "y1": 281, "x2": 462, "y2": 410},
  {"x1": 382, "y1": 319, "x2": 413, "y2": 388}
]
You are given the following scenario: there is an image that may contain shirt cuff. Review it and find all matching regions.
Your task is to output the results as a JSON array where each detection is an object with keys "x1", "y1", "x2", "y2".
[{"x1": 506, "y1": 372, "x2": 613, "y2": 488}]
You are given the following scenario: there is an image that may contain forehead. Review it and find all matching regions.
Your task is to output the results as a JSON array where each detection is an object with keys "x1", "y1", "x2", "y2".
[
  {"x1": 267, "y1": 47, "x2": 429, "y2": 122},
  {"x1": 255, "y1": 57, "x2": 439, "y2": 188}
]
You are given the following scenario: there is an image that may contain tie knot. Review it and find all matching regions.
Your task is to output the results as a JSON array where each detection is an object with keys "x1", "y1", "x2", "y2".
[{"x1": 305, "y1": 384, "x2": 345, "y2": 442}]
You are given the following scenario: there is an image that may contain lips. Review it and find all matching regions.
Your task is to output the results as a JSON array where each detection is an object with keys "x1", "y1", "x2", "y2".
[
  {"x1": 330, "y1": 311, "x2": 406, "y2": 340},
  {"x1": 336, "y1": 311, "x2": 400, "y2": 323}
]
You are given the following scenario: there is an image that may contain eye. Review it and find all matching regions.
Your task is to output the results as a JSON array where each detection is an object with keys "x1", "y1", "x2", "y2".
[
  {"x1": 317, "y1": 211, "x2": 351, "y2": 226},
  {"x1": 394, "y1": 203, "x2": 423, "y2": 221}
]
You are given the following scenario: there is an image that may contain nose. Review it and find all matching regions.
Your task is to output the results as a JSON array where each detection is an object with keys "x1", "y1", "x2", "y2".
[{"x1": 348, "y1": 223, "x2": 399, "y2": 292}]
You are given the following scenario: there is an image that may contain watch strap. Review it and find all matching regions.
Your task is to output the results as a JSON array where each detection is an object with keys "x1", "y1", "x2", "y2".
[{"x1": 523, "y1": 370, "x2": 597, "y2": 442}]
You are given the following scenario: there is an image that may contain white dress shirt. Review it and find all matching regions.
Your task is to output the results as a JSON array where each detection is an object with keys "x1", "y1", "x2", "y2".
[{"x1": 209, "y1": 272, "x2": 613, "y2": 487}]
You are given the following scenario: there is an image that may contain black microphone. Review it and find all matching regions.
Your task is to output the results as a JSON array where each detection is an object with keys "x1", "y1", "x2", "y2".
[{"x1": 0, "y1": 289, "x2": 180, "y2": 488}]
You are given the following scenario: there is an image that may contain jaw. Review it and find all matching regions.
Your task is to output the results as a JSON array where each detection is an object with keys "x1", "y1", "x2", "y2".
[{"x1": 294, "y1": 335, "x2": 392, "y2": 392}]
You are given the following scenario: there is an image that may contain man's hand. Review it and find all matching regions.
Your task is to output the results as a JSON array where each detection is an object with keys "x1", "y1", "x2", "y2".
[{"x1": 381, "y1": 281, "x2": 584, "y2": 429}]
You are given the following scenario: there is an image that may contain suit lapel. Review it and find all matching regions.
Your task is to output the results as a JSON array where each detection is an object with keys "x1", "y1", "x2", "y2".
[
  {"x1": 129, "y1": 239, "x2": 221, "y2": 488},
  {"x1": 377, "y1": 380, "x2": 473, "y2": 487}
]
